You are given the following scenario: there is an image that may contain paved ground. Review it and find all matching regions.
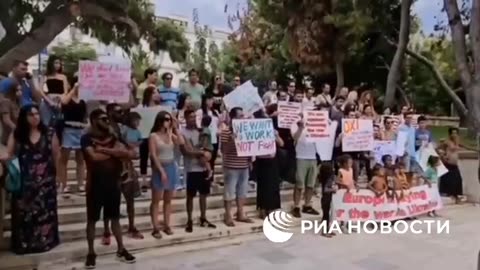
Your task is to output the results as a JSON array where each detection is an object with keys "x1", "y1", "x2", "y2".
[{"x1": 47, "y1": 205, "x2": 480, "y2": 270}]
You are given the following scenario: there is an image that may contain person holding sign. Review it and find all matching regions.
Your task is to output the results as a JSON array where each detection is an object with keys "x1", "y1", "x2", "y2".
[
  {"x1": 220, "y1": 107, "x2": 253, "y2": 226},
  {"x1": 291, "y1": 90, "x2": 320, "y2": 218}
]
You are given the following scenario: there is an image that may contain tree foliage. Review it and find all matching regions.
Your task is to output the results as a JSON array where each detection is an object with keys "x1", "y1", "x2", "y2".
[
  {"x1": 51, "y1": 41, "x2": 97, "y2": 78},
  {"x1": 0, "y1": 0, "x2": 189, "y2": 71},
  {"x1": 130, "y1": 48, "x2": 158, "y2": 83}
]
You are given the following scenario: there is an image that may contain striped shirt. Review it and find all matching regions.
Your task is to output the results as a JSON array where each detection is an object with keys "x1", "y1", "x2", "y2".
[
  {"x1": 158, "y1": 86, "x2": 180, "y2": 110},
  {"x1": 220, "y1": 127, "x2": 250, "y2": 169}
]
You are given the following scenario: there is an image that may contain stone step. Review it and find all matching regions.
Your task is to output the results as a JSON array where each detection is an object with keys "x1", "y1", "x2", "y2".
[
  {"x1": 2, "y1": 190, "x2": 294, "y2": 243},
  {"x1": 3, "y1": 186, "x2": 294, "y2": 229},
  {"x1": 0, "y1": 207, "x2": 266, "y2": 270},
  {"x1": 66, "y1": 158, "x2": 224, "y2": 170}
]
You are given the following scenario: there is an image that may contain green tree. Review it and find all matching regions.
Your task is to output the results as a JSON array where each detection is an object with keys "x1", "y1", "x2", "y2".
[
  {"x1": 130, "y1": 48, "x2": 158, "y2": 83},
  {"x1": 51, "y1": 41, "x2": 97, "y2": 77},
  {"x1": 0, "y1": 0, "x2": 189, "y2": 71}
]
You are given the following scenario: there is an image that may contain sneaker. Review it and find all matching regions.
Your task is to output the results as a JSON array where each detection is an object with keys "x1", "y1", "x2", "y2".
[
  {"x1": 116, "y1": 249, "x2": 136, "y2": 264},
  {"x1": 101, "y1": 233, "x2": 111, "y2": 246},
  {"x1": 291, "y1": 207, "x2": 301, "y2": 218},
  {"x1": 85, "y1": 253, "x2": 96, "y2": 269},
  {"x1": 302, "y1": 206, "x2": 320, "y2": 215}
]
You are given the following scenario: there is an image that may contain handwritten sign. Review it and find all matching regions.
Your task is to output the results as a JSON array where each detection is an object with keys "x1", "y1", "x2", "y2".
[
  {"x1": 131, "y1": 106, "x2": 172, "y2": 138},
  {"x1": 223, "y1": 80, "x2": 264, "y2": 116},
  {"x1": 416, "y1": 143, "x2": 449, "y2": 177},
  {"x1": 342, "y1": 119, "x2": 374, "y2": 152},
  {"x1": 304, "y1": 110, "x2": 329, "y2": 142},
  {"x1": 278, "y1": 101, "x2": 302, "y2": 128},
  {"x1": 79, "y1": 61, "x2": 131, "y2": 103},
  {"x1": 315, "y1": 120, "x2": 338, "y2": 161},
  {"x1": 232, "y1": 118, "x2": 276, "y2": 157},
  {"x1": 373, "y1": 140, "x2": 397, "y2": 164},
  {"x1": 332, "y1": 184, "x2": 443, "y2": 221}
]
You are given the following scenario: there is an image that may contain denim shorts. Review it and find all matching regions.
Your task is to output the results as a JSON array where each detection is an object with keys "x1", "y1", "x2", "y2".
[
  {"x1": 223, "y1": 167, "x2": 249, "y2": 201},
  {"x1": 151, "y1": 162, "x2": 179, "y2": 191},
  {"x1": 62, "y1": 127, "x2": 83, "y2": 149}
]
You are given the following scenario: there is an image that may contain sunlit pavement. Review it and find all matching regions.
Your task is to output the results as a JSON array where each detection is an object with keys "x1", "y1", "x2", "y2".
[{"x1": 47, "y1": 205, "x2": 480, "y2": 270}]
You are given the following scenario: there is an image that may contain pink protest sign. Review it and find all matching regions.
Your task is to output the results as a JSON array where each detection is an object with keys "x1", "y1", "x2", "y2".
[{"x1": 79, "y1": 61, "x2": 131, "y2": 103}]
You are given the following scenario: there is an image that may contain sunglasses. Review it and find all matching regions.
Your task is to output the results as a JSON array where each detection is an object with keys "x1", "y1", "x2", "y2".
[
  {"x1": 234, "y1": 79, "x2": 240, "y2": 82},
  {"x1": 215, "y1": 77, "x2": 221, "y2": 81},
  {"x1": 98, "y1": 116, "x2": 109, "y2": 122},
  {"x1": 164, "y1": 118, "x2": 172, "y2": 122},
  {"x1": 165, "y1": 77, "x2": 172, "y2": 81}
]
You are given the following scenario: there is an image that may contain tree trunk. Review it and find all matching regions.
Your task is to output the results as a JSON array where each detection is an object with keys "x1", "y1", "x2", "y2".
[
  {"x1": 0, "y1": 6, "x2": 72, "y2": 72},
  {"x1": 334, "y1": 54, "x2": 344, "y2": 96},
  {"x1": 384, "y1": 0, "x2": 412, "y2": 109},
  {"x1": 445, "y1": 0, "x2": 480, "y2": 133}
]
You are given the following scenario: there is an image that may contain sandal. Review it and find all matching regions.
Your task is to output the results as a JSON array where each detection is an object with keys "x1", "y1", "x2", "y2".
[
  {"x1": 200, "y1": 218, "x2": 216, "y2": 229},
  {"x1": 163, "y1": 226, "x2": 174, "y2": 235},
  {"x1": 224, "y1": 219, "x2": 235, "y2": 227},
  {"x1": 236, "y1": 217, "x2": 254, "y2": 224},
  {"x1": 128, "y1": 228, "x2": 144, "y2": 239},
  {"x1": 185, "y1": 220, "x2": 193, "y2": 233},
  {"x1": 151, "y1": 229, "x2": 162, "y2": 239},
  {"x1": 101, "y1": 232, "x2": 111, "y2": 246}
]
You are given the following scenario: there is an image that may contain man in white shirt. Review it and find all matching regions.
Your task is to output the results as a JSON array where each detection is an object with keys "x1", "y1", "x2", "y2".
[
  {"x1": 290, "y1": 90, "x2": 320, "y2": 218},
  {"x1": 316, "y1": 83, "x2": 333, "y2": 107},
  {"x1": 262, "y1": 80, "x2": 278, "y2": 106}
]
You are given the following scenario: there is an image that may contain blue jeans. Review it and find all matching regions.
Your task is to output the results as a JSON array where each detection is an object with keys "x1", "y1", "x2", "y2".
[{"x1": 223, "y1": 167, "x2": 249, "y2": 201}]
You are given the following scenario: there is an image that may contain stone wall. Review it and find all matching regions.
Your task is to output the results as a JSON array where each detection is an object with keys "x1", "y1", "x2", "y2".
[
  {"x1": 458, "y1": 151, "x2": 480, "y2": 203},
  {"x1": 427, "y1": 116, "x2": 460, "y2": 127}
]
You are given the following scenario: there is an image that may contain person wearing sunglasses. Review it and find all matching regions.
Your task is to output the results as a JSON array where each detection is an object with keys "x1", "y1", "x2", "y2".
[
  {"x1": 81, "y1": 109, "x2": 136, "y2": 268},
  {"x1": 158, "y1": 72, "x2": 180, "y2": 111},
  {"x1": 233, "y1": 75, "x2": 242, "y2": 88},
  {"x1": 381, "y1": 116, "x2": 397, "y2": 141}
]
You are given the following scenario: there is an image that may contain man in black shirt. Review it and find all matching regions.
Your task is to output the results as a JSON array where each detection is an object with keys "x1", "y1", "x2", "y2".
[{"x1": 81, "y1": 109, "x2": 136, "y2": 269}]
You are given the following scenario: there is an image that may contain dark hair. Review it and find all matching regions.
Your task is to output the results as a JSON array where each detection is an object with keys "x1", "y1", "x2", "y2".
[
  {"x1": 417, "y1": 115, "x2": 427, "y2": 123},
  {"x1": 403, "y1": 111, "x2": 414, "y2": 118},
  {"x1": 142, "y1": 86, "x2": 157, "y2": 107},
  {"x1": 335, "y1": 96, "x2": 346, "y2": 102},
  {"x1": 201, "y1": 115, "x2": 212, "y2": 127},
  {"x1": 343, "y1": 104, "x2": 356, "y2": 116},
  {"x1": 144, "y1": 68, "x2": 157, "y2": 79},
  {"x1": 448, "y1": 127, "x2": 459, "y2": 135},
  {"x1": 294, "y1": 89, "x2": 304, "y2": 95},
  {"x1": 125, "y1": 112, "x2": 142, "y2": 129},
  {"x1": 253, "y1": 109, "x2": 267, "y2": 119},
  {"x1": 188, "y1": 69, "x2": 198, "y2": 76},
  {"x1": 184, "y1": 109, "x2": 195, "y2": 119},
  {"x1": 229, "y1": 107, "x2": 243, "y2": 120},
  {"x1": 427, "y1": 155, "x2": 439, "y2": 167},
  {"x1": 151, "y1": 111, "x2": 172, "y2": 133},
  {"x1": 201, "y1": 93, "x2": 219, "y2": 117},
  {"x1": 14, "y1": 104, "x2": 48, "y2": 145},
  {"x1": 106, "y1": 103, "x2": 120, "y2": 115},
  {"x1": 372, "y1": 164, "x2": 383, "y2": 175},
  {"x1": 381, "y1": 154, "x2": 392, "y2": 164},
  {"x1": 161, "y1": 72, "x2": 173, "y2": 81},
  {"x1": 383, "y1": 116, "x2": 392, "y2": 125},
  {"x1": 46, "y1": 55, "x2": 62, "y2": 76},
  {"x1": 362, "y1": 104, "x2": 372, "y2": 113},
  {"x1": 13, "y1": 60, "x2": 28, "y2": 68},
  {"x1": 337, "y1": 154, "x2": 352, "y2": 167},
  {"x1": 177, "y1": 93, "x2": 190, "y2": 110},
  {"x1": 266, "y1": 104, "x2": 278, "y2": 116},
  {"x1": 89, "y1": 108, "x2": 107, "y2": 123}
]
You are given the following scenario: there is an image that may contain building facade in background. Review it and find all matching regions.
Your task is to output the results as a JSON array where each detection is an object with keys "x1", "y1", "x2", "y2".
[{"x1": 27, "y1": 15, "x2": 230, "y2": 86}]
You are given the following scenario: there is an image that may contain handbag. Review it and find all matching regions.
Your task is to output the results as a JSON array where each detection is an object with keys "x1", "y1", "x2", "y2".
[{"x1": 5, "y1": 158, "x2": 21, "y2": 194}]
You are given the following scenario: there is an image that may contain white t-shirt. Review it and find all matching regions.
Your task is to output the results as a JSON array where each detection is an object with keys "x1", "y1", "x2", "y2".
[
  {"x1": 262, "y1": 91, "x2": 278, "y2": 106},
  {"x1": 291, "y1": 124, "x2": 318, "y2": 160}
]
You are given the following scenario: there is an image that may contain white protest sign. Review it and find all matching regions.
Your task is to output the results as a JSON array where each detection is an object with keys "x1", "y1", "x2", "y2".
[
  {"x1": 223, "y1": 80, "x2": 264, "y2": 115},
  {"x1": 277, "y1": 101, "x2": 302, "y2": 129},
  {"x1": 332, "y1": 184, "x2": 443, "y2": 221},
  {"x1": 416, "y1": 143, "x2": 449, "y2": 177},
  {"x1": 315, "y1": 120, "x2": 338, "y2": 161},
  {"x1": 131, "y1": 106, "x2": 172, "y2": 138},
  {"x1": 79, "y1": 61, "x2": 131, "y2": 103},
  {"x1": 373, "y1": 140, "x2": 397, "y2": 164},
  {"x1": 395, "y1": 131, "x2": 408, "y2": 156},
  {"x1": 342, "y1": 119, "x2": 374, "y2": 152},
  {"x1": 304, "y1": 110, "x2": 329, "y2": 142},
  {"x1": 232, "y1": 118, "x2": 276, "y2": 157}
]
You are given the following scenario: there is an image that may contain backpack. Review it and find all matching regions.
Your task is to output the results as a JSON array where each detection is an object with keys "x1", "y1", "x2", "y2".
[{"x1": 5, "y1": 158, "x2": 21, "y2": 194}]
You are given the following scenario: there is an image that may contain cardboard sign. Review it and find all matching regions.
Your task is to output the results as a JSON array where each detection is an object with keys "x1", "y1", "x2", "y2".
[
  {"x1": 342, "y1": 119, "x2": 374, "y2": 152},
  {"x1": 315, "y1": 120, "x2": 338, "y2": 161},
  {"x1": 304, "y1": 110, "x2": 329, "y2": 142},
  {"x1": 223, "y1": 80, "x2": 264, "y2": 115},
  {"x1": 395, "y1": 131, "x2": 408, "y2": 156},
  {"x1": 232, "y1": 118, "x2": 276, "y2": 157},
  {"x1": 416, "y1": 143, "x2": 449, "y2": 177},
  {"x1": 332, "y1": 184, "x2": 443, "y2": 221},
  {"x1": 131, "y1": 106, "x2": 172, "y2": 138},
  {"x1": 278, "y1": 101, "x2": 302, "y2": 129},
  {"x1": 79, "y1": 61, "x2": 131, "y2": 103},
  {"x1": 373, "y1": 140, "x2": 397, "y2": 164}
]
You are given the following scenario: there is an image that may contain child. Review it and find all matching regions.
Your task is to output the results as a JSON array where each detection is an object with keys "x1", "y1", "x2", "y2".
[
  {"x1": 198, "y1": 115, "x2": 214, "y2": 179},
  {"x1": 337, "y1": 154, "x2": 356, "y2": 191},
  {"x1": 121, "y1": 112, "x2": 143, "y2": 197},
  {"x1": 424, "y1": 155, "x2": 440, "y2": 217},
  {"x1": 319, "y1": 162, "x2": 337, "y2": 238},
  {"x1": 393, "y1": 162, "x2": 410, "y2": 200},
  {"x1": 382, "y1": 155, "x2": 396, "y2": 199},
  {"x1": 368, "y1": 164, "x2": 388, "y2": 197}
]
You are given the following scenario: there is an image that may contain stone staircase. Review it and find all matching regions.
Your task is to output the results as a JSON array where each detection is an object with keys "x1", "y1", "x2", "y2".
[{"x1": 0, "y1": 157, "x2": 297, "y2": 270}]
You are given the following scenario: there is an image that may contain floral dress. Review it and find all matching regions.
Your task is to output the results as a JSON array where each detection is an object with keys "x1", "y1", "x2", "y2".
[{"x1": 10, "y1": 130, "x2": 59, "y2": 254}]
